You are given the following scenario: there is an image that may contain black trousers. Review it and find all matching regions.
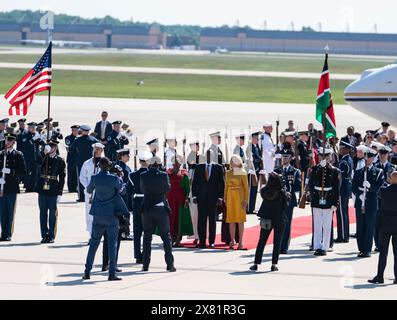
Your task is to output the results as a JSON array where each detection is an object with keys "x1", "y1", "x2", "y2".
[
  {"x1": 336, "y1": 193, "x2": 350, "y2": 241},
  {"x1": 254, "y1": 223, "x2": 285, "y2": 265},
  {"x1": 197, "y1": 200, "x2": 217, "y2": 246},
  {"x1": 102, "y1": 229, "x2": 122, "y2": 267},
  {"x1": 77, "y1": 163, "x2": 85, "y2": 201},
  {"x1": 132, "y1": 197, "x2": 144, "y2": 260},
  {"x1": 376, "y1": 229, "x2": 397, "y2": 279},
  {"x1": 142, "y1": 206, "x2": 174, "y2": 268},
  {"x1": 67, "y1": 162, "x2": 78, "y2": 193},
  {"x1": 248, "y1": 176, "x2": 258, "y2": 214},
  {"x1": 281, "y1": 205, "x2": 294, "y2": 252}
]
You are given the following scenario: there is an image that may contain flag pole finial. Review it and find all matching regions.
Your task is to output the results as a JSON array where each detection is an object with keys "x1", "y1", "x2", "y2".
[{"x1": 324, "y1": 44, "x2": 330, "y2": 53}]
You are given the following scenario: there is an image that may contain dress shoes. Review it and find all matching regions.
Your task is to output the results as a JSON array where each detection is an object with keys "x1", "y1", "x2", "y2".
[
  {"x1": 167, "y1": 265, "x2": 177, "y2": 272},
  {"x1": 209, "y1": 244, "x2": 215, "y2": 249},
  {"x1": 249, "y1": 265, "x2": 258, "y2": 271},
  {"x1": 314, "y1": 249, "x2": 322, "y2": 256},
  {"x1": 142, "y1": 266, "x2": 149, "y2": 272},
  {"x1": 102, "y1": 265, "x2": 109, "y2": 272},
  {"x1": 82, "y1": 273, "x2": 90, "y2": 280},
  {"x1": 394, "y1": 279, "x2": 397, "y2": 285},
  {"x1": 368, "y1": 276, "x2": 384, "y2": 284},
  {"x1": 280, "y1": 250, "x2": 288, "y2": 254},
  {"x1": 40, "y1": 237, "x2": 48, "y2": 244},
  {"x1": 108, "y1": 275, "x2": 122, "y2": 281},
  {"x1": 47, "y1": 238, "x2": 54, "y2": 243},
  {"x1": 271, "y1": 265, "x2": 279, "y2": 272},
  {"x1": 135, "y1": 258, "x2": 143, "y2": 264}
]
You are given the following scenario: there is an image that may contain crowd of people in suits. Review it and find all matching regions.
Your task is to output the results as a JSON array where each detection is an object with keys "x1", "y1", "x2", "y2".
[{"x1": 0, "y1": 113, "x2": 396, "y2": 284}]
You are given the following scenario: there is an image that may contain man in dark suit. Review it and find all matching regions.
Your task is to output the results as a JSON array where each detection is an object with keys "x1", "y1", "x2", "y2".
[
  {"x1": 83, "y1": 157, "x2": 128, "y2": 281},
  {"x1": 341, "y1": 126, "x2": 358, "y2": 147},
  {"x1": 94, "y1": 111, "x2": 112, "y2": 144},
  {"x1": 192, "y1": 149, "x2": 225, "y2": 248},
  {"x1": 140, "y1": 156, "x2": 175, "y2": 272},
  {"x1": 369, "y1": 171, "x2": 397, "y2": 284}
]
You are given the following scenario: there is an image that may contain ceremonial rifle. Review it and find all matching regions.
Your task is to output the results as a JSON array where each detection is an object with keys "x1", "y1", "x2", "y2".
[
  {"x1": 134, "y1": 136, "x2": 138, "y2": 170},
  {"x1": 0, "y1": 150, "x2": 7, "y2": 197},
  {"x1": 163, "y1": 133, "x2": 167, "y2": 169},
  {"x1": 224, "y1": 126, "x2": 230, "y2": 170},
  {"x1": 182, "y1": 133, "x2": 187, "y2": 170},
  {"x1": 275, "y1": 116, "x2": 281, "y2": 169}
]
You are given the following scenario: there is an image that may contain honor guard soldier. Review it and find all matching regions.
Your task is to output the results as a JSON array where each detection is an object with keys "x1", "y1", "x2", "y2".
[
  {"x1": 116, "y1": 148, "x2": 133, "y2": 240},
  {"x1": 79, "y1": 142, "x2": 105, "y2": 239},
  {"x1": 335, "y1": 141, "x2": 354, "y2": 243},
  {"x1": 24, "y1": 122, "x2": 45, "y2": 192},
  {"x1": 69, "y1": 125, "x2": 98, "y2": 202},
  {"x1": 233, "y1": 134, "x2": 246, "y2": 164},
  {"x1": 147, "y1": 138, "x2": 159, "y2": 157},
  {"x1": 36, "y1": 140, "x2": 66, "y2": 243},
  {"x1": 65, "y1": 125, "x2": 80, "y2": 193},
  {"x1": 128, "y1": 151, "x2": 152, "y2": 263},
  {"x1": 274, "y1": 149, "x2": 301, "y2": 254},
  {"x1": 296, "y1": 131, "x2": 311, "y2": 173},
  {"x1": 246, "y1": 131, "x2": 263, "y2": 215},
  {"x1": 261, "y1": 122, "x2": 276, "y2": 179},
  {"x1": 0, "y1": 118, "x2": 9, "y2": 151},
  {"x1": 0, "y1": 133, "x2": 27, "y2": 241},
  {"x1": 374, "y1": 143, "x2": 394, "y2": 251},
  {"x1": 16, "y1": 118, "x2": 27, "y2": 152},
  {"x1": 164, "y1": 136, "x2": 177, "y2": 170},
  {"x1": 352, "y1": 147, "x2": 385, "y2": 258},
  {"x1": 208, "y1": 131, "x2": 225, "y2": 165},
  {"x1": 105, "y1": 121, "x2": 129, "y2": 162},
  {"x1": 390, "y1": 139, "x2": 397, "y2": 165},
  {"x1": 308, "y1": 147, "x2": 340, "y2": 256}
]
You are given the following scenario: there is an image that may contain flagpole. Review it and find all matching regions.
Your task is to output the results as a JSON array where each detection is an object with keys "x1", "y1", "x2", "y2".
[
  {"x1": 46, "y1": 88, "x2": 51, "y2": 142},
  {"x1": 322, "y1": 45, "x2": 330, "y2": 157}
]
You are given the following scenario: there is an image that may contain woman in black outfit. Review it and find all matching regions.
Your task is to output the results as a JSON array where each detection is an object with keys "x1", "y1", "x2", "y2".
[{"x1": 250, "y1": 173, "x2": 289, "y2": 272}]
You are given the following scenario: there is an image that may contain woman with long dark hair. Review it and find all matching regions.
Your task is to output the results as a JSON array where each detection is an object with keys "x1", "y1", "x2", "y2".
[{"x1": 250, "y1": 172, "x2": 289, "y2": 272}]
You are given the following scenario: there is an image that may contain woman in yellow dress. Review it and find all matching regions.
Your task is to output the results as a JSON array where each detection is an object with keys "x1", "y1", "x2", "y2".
[{"x1": 225, "y1": 155, "x2": 249, "y2": 250}]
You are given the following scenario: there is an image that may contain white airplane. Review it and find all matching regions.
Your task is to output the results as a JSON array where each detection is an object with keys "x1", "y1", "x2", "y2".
[
  {"x1": 20, "y1": 39, "x2": 93, "y2": 48},
  {"x1": 344, "y1": 62, "x2": 397, "y2": 127}
]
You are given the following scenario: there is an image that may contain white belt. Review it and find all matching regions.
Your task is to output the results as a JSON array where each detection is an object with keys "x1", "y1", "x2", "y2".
[
  {"x1": 358, "y1": 187, "x2": 366, "y2": 191},
  {"x1": 134, "y1": 194, "x2": 144, "y2": 198},
  {"x1": 314, "y1": 186, "x2": 332, "y2": 191},
  {"x1": 155, "y1": 202, "x2": 164, "y2": 207}
]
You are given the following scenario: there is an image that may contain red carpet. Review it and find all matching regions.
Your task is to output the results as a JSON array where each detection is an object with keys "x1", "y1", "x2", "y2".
[{"x1": 181, "y1": 207, "x2": 356, "y2": 250}]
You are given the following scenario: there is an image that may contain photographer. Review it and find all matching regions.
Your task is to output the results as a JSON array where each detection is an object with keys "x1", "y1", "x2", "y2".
[{"x1": 83, "y1": 157, "x2": 129, "y2": 281}]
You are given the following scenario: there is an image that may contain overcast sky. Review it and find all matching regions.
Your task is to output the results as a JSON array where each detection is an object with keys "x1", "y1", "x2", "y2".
[{"x1": 1, "y1": 0, "x2": 396, "y2": 33}]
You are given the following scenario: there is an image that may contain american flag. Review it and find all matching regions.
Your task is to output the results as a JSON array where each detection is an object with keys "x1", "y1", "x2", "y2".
[{"x1": 5, "y1": 42, "x2": 52, "y2": 116}]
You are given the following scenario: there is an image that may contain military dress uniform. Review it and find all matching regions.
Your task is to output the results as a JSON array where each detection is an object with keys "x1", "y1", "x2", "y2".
[
  {"x1": 69, "y1": 126, "x2": 98, "y2": 202},
  {"x1": 36, "y1": 143, "x2": 66, "y2": 243},
  {"x1": 352, "y1": 151, "x2": 385, "y2": 257},
  {"x1": 65, "y1": 130, "x2": 79, "y2": 193},
  {"x1": 336, "y1": 148, "x2": 354, "y2": 243},
  {"x1": 23, "y1": 126, "x2": 44, "y2": 192},
  {"x1": 308, "y1": 151, "x2": 340, "y2": 255},
  {"x1": 274, "y1": 150, "x2": 301, "y2": 253},
  {"x1": 246, "y1": 135, "x2": 262, "y2": 214},
  {"x1": 129, "y1": 162, "x2": 148, "y2": 263},
  {"x1": 0, "y1": 135, "x2": 27, "y2": 241},
  {"x1": 106, "y1": 130, "x2": 129, "y2": 162}
]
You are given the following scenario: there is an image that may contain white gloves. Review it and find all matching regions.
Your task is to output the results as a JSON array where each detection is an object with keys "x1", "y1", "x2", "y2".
[
  {"x1": 363, "y1": 181, "x2": 371, "y2": 189},
  {"x1": 331, "y1": 206, "x2": 337, "y2": 212},
  {"x1": 275, "y1": 153, "x2": 282, "y2": 159},
  {"x1": 0, "y1": 178, "x2": 5, "y2": 185},
  {"x1": 248, "y1": 169, "x2": 256, "y2": 175},
  {"x1": 320, "y1": 160, "x2": 327, "y2": 168},
  {"x1": 44, "y1": 145, "x2": 51, "y2": 154},
  {"x1": 57, "y1": 196, "x2": 61, "y2": 203},
  {"x1": 2, "y1": 168, "x2": 10, "y2": 174},
  {"x1": 359, "y1": 194, "x2": 365, "y2": 203}
]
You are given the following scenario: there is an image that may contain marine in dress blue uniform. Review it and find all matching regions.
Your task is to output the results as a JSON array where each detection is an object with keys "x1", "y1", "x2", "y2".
[
  {"x1": 64, "y1": 125, "x2": 79, "y2": 193},
  {"x1": 36, "y1": 140, "x2": 66, "y2": 243},
  {"x1": 335, "y1": 141, "x2": 354, "y2": 243},
  {"x1": 0, "y1": 133, "x2": 27, "y2": 241},
  {"x1": 128, "y1": 151, "x2": 151, "y2": 263},
  {"x1": 352, "y1": 147, "x2": 385, "y2": 257},
  {"x1": 105, "y1": 121, "x2": 129, "y2": 162},
  {"x1": 69, "y1": 125, "x2": 98, "y2": 202},
  {"x1": 274, "y1": 149, "x2": 301, "y2": 254}
]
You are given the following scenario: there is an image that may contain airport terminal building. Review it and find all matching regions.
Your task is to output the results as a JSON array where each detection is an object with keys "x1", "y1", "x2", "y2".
[
  {"x1": 0, "y1": 23, "x2": 166, "y2": 49},
  {"x1": 200, "y1": 28, "x2": 397, "y2": 55}
]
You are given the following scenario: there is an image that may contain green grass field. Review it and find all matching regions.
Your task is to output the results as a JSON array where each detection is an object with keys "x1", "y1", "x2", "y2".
[
  {"x1": 0, "y1": 51, "x2": 393, "y2": 74},
  {"x1": 0, "y1": 68, "x2": 350, "y2": 104}
]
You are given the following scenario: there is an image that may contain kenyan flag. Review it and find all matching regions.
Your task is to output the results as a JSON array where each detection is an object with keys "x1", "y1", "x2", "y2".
[{"x1": 316, "y1": 53, "x2": 336, "y2": 139}]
